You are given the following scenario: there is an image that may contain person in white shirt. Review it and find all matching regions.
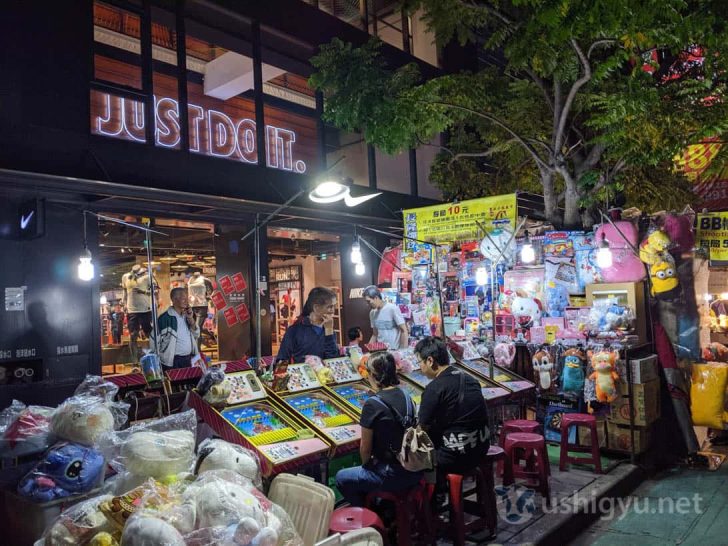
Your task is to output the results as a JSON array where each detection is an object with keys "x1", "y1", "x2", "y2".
[
  {"x1": 155, "y1": 287, "x2": 200, "y2": 369},
  {"x1": 363, "y1": 286, "x2": 408, "y2": 349}
]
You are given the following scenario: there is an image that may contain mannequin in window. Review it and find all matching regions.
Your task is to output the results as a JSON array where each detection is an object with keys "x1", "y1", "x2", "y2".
[
  {"x1": 121, "y1": 264, "x2": 158, "y2": 363},
  {"x1": 187, "y1": 270, "x2": 213, "y2": 348}
]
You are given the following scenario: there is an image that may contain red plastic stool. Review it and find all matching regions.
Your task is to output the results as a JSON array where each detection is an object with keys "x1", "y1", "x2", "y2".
[
  {"x1": 424, "y1": 446, "x2": 505, "y2": 546},
  {"x1": 559, "y1": 413, "x2": 602, "y2": 474},
  {"x1": 329, "y1": 507, "x2": 387, "y2": 541},
  {"x1": 365, "y1": 481, "x2": 426, "y2": 546},
  {"x1": 503, "y1": 432, "x2": 550, "y2": 498},
  {"x1": 498, "y1": 419, "x2": 541, "y2": 475}
]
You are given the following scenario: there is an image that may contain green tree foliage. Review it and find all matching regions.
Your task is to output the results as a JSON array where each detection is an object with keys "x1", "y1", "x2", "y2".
[{"x1": 310, "y1": 0, "x2": 728, "y2": 228}]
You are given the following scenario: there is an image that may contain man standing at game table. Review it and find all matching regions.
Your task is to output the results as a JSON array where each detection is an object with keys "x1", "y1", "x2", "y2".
[{"x1": 155, "y1": 287, "x2": 200, "y2": 369}]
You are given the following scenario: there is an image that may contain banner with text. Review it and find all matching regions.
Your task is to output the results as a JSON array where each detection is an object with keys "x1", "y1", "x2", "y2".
[
  {"x1": 403, "y1": 194, "x2": 517, "y2": 249},
  {"x1": 697, "y1": 212, "x2": 728, "y2": 265}
]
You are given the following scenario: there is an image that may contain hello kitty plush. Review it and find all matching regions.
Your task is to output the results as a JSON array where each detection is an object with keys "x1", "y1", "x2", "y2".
[{"x1": 511, "y1": 293, "x2": 542, "y2": 328}]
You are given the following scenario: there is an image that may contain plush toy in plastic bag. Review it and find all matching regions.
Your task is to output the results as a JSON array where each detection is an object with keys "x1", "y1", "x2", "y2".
[
  {"x1": 194, "y1": 438, "x2": 261, "y2": 489},
  {"x1": 0, "y1": 399, "x2": 53, "y2": 457},
  {"x1": 121, "y1": 515, "x2": 186, "y2": 546},
  {"x1": 587, "y1": 298, "x2": 635, "y2": 337},
  {"x1": 690, "y1": 363, "x2": 728, "y2": 429},
  {"x1": 18, "y1": 442, "x2": 105, "y2": 502},
  {"x1": 51, "y1": 378, "x2": 129, "y2": 447},
  {"x1": 196, "y1": 365, "x2": 226, "y2": 398},
  {"x1": 588, "y1": 350, "x2": 620, "y2": 403},
  {"x1": 38, "y1": 493, "x2": 116, "y2": 546},
  {"x1": 494, "y1": 341, "x2": 516, "y2": 368},
  {"x1": 544, "y1": 283, "x2": 569, "y2": 318},
  {"x1": 99, "y1": 410, "x2": 197, "y2": 493},
  {"x1": 561, "y1": 348, "x2": 586, "y2": 395}
]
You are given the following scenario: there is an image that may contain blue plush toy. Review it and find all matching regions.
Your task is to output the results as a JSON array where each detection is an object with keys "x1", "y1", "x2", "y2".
[
  {"x1": 561, "y1": 348, "x2": 585, "y2": 394},
  {"x1": 545, "y1": 283, "x2": 569, "y2": 318},
  {"x1": 18, "y1": 442, "x2": 105, "y2": 502}
]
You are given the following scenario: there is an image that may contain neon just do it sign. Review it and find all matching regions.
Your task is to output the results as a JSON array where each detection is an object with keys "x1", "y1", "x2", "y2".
[{"x1": 95, "y1": 92, "x2": 307, "y2": 173}]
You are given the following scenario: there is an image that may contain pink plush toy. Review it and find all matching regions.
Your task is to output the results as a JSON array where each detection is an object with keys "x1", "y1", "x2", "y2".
[{"x1": 494, "y1": 342, "x2": 516, "y2": 368}]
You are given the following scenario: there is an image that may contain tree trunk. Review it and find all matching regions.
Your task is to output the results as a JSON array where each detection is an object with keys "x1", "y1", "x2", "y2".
[
  {"x1": 561, "y1": 171, "x2": 581, "y2": 229},
  {"x1": 541, "y1": 171, "x2": 560, "y2": 227}
]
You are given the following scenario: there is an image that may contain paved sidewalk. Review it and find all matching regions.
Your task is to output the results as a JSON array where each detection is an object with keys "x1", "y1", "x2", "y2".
[{"x1": 570, "y1": 463, "x2": 728, "y2": 546}]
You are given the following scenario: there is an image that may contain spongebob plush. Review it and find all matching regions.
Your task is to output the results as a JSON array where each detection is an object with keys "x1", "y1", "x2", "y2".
[
  {"x1": 639, "y1": 230, "x2": 671, "y2": 265},
  {"x1": 649, "y1": 259, "x2": 679, "y2": 297}
]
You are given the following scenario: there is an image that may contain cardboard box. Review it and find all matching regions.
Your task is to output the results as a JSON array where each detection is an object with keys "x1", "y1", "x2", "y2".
[
  {"x1": 578, "y1": 418, "x2": 607, "y2": 448},
  {"x1": 617, "y1": 355, "x2": 658, "y2": 384},
  {"x1": 606, "y1": 421, "x2": 650, "y2": 453},
  {"x1": 610, "y1": 379, "x2": 660, "y2": 426},
  {"x1": 586, "y1": 281, "x2": 647, "y2": 346}
]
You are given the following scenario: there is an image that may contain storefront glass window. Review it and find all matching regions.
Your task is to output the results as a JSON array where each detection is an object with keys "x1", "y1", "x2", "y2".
[
  {"x1": 93, "y1": 1, "x2": 143, "y2": 90},
  {"x1": 263, "y1": 103, "x2": 319, "y2": 174},
  {"x1": 375, "y1": 147, "x2": 410, "y2": 194},
  {"x1": 326, "y1": 127, "x2": 369, "y2": 187}
]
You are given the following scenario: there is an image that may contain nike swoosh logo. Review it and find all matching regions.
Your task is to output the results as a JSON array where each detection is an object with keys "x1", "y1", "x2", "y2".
[
  {"x1": 20, "y1": 211, "x2": 34, "y2": 230},
  {"x1": 344, "y1": 192, "x2": 382, "y2": 207}
]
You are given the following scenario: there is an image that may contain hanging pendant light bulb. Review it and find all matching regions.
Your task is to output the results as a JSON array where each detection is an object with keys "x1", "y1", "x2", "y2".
[
  {"x1": 521, "y1": 231, "x2": 535, "y2": 264},
  {"x1": 355, "y1": 261, "x2": 366, "y2": 276},
  {"x1": 100, "y1": 295, "x2": 108, "y2": 305},
  {"x1": 475, "y1": 266, "x2": 488, "y2": 286},
  {"x1": 596, "y1": 233, "x2": 613, "y2": 269},
  {"x1": 78, "y1": 248, "x2": 95, "y2": 281},
  {"x1": 350, "y1": 238, "x2": 362, "y2": 264},
  {"x1": 78, "y1": 212, "x2": 95, "y2": 281}
]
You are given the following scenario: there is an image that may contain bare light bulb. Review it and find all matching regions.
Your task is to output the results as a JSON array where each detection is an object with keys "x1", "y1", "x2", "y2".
[
  {"x1": 476, "y1": 266, "x2": 488, "y2": 286},
  {"x1": 521, "y1": 243, "x2": 535, "y2": 264},
  {"x1": 350, "y1": 240, "x2": 362, "y2": 264},
  {"x1": 596, "y1": 235, "x2": 613, "y2": 269},
  {"x1": 355, "y1": 262, "x2": 366, "y2": 276},
  {"x1": 78, "y1": 249, "x2": 95, "y2": 281}
]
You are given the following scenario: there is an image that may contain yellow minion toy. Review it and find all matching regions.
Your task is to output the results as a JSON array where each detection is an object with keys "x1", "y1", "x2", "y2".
[
  {"x1": 649, "y1": 259, "x2": 679, "y2": 297},
  {"x1": 639, "y1": 230, "x2": 672, "y2": 265}
]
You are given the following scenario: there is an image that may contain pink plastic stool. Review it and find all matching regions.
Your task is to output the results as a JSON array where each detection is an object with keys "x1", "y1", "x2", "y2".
[
  {"x1": 503, "y1": 432, "x2": 550, "y2": 498},
  {"x1": 329, "y1": 507, "x2": 386, "y2": 541},
  {"x1": 559, "y1": 413, "x2": 602, "y2": 474}
]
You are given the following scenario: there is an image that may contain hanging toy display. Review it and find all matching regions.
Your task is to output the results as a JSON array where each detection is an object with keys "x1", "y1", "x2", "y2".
[
  {"x1": 649, "y1": 258, "x2": 680, "y2": 299},
  {"x1": 561, "y1": 347, "x2": 586, "y2": 395},
  {"x1": 494, "y1": 341, "x2": 516, "y2": 368},
  {"x1": 588, "y1": 350, "x2": 620, "y2": 403},
  {"x1": 639, "y1": 229, "x2": 672, "y2": 266},
  {"x1": 532, "y1": 348, "x2": 555, "y2": 391}
]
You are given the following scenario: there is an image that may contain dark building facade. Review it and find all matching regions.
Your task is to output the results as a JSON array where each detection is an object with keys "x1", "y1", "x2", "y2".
[{"x1": 0, "y1": 1, "x2": 446, "y2": 406}]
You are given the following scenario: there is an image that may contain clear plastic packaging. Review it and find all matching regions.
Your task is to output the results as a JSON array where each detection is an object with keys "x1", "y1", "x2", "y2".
[
  {"x1": 98, "y1": 410, "x2": 196, "y2": 493},
  {"x1": 36, "y1": 493, "x2": 116, "y2": 546},
  {"x1": 51, "y1": 378, "x2": 130, "y2": 447},
  {"x1": 587, "y1": 298, "x2": 635, "y2": 337},
  {"x1": 0, "y1": 399, "x2": 54, "y2": 458},
  {"x1": 194, "y1": 438, "x2": 262, "y2": 490},
  {"x1": 17, "y1": 442, "x2": 105, "y2": 503},
  {"x1": 114, "y1": 470, "x2": 302, "y2": 546}
]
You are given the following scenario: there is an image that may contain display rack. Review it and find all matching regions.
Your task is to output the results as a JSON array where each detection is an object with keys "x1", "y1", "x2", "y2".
[{"x1": 270, "y1": 265, "x2": 303, "y2": 347}]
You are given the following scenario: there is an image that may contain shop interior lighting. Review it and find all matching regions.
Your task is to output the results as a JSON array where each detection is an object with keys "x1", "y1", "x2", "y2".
[
  {"x1": 355, "y1": 261, "x2": 366, "y2": 276},
  {"x1": 350, "y1": 238, "x2": 363, "y2": 264},
  {"x1": 309, "y1": 179, "x2": 381, "y2": 207},
  {"x1": 100, "y1": 295, "x2": 108, "y2": 305},
  {"x1": 78, "y1": 213, "x2": 95, "y2": 282},
  {"x1": 521, "y1": 231, "x2": 535, "y2": 264},
  {"x1": 475, "y1": 266, "x2": 488, "y2": 286},
  {"x1": 596, "y1": 233, "x2": 613, "y2": 269}
]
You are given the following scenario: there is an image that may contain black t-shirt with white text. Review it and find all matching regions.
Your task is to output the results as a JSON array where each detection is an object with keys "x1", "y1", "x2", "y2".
[
  {"x1": 360, "y1": 387, "x2": 410, "y2": 463},
  {"x1": 418, "y1": 366, "x2": 490, "y2": 469}
]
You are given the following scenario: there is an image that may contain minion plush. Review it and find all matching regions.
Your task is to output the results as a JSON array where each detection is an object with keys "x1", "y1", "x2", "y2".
[{"x1": 649, "y1": 259, "x2": 679, "y2": 298}]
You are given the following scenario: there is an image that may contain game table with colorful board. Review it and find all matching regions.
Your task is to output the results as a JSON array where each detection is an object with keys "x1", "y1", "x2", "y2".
[
  {"x1": 399, "y1": 363, "x2": 512, "y2": 407},
  {"x1": 456, "y1": 358, "x2": 536, "y2": 401},
  {"x1": 269, "y1": 362, "x2": 362, "y2": 457},
  {"x1": 321, "y1": 356, "x2": 375, "y2": 416},
  {"x1": 188, "y1": 369, "x2": 331, "y2": 478}
]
